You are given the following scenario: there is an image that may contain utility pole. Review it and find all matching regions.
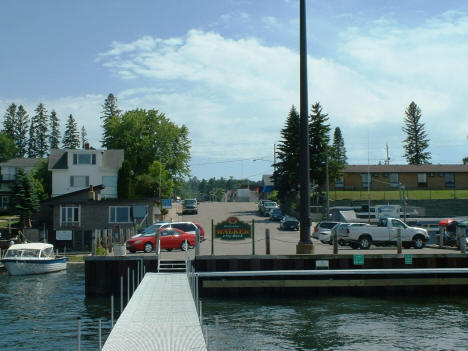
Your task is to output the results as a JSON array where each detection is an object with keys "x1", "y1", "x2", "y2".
[
  {"x1": 385, "y1": 144, "x2": 390, "y2": 165},
  {"x1": 325, "y1": 151, "x2": 330, "y2": 220},
  {"x1": 296, "y1": 0, "x2": 313, "y2": 254}
]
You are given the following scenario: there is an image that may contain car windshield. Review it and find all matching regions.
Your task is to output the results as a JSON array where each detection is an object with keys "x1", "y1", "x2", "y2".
[
  {"x1": 184, "y1": 199, "x2": 197, "y2": 205},
  {"x1": 320, "y1": 222, "x2": 338, "y2": 229},
  {"x1": 264, "y1": 202, "x2": 277, "y2": 207}
]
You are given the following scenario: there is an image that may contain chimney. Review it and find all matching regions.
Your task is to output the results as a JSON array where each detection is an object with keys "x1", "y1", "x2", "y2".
[
  {"x1": 84, "y1": 142, "x2": 90, "y2": 150},
  {"x1": 88, "y1": 185, "x2": 95, "y2": 200}
]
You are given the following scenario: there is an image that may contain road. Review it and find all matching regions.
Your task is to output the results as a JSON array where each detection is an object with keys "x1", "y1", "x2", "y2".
[{"x1": 148, "y1": 201, "x2": 459, "y2": 260}]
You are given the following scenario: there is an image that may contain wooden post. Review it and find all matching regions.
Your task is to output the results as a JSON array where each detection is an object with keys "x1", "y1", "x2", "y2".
[
  {"x1": 333, "y1": 226, "x2": 338, "y2": 254},
  {"x1": 195, "y1": 226, "x2": 200, "y2": 257},
  {"x1": 102, "y1": 230, "x2": 107, "y2": 251},
  {"x1": 265, "y1": 229, "x2": 270, "y2": 255},
  {"x1": 397, "y1": 228, "x2": 402, "y2": 254},
  {"x1": 92, "y1": 229, "x2": 97, "y2": 256},
  {"x1": 439, "y1": 226, "x2": 444, "y2": 248},
  {"x1": 251, "y1": 219, "x2": 255, "y2": 255},
  {"x1": 211, "y1": 219, "x2": 214, "y2": 255},
  {"x1": 108, "y1": 229, "x2": 113, "y2": 254}
]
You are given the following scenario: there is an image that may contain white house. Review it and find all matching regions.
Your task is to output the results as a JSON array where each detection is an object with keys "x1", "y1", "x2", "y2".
[
  {"x1": 0, "y1": 158, "x2": 45, "y2": 210},
  {"x1": 48, "y1": 147, "x2": 124, "y2": 199}
]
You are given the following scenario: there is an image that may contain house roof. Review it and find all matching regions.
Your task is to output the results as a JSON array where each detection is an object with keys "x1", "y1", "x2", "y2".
[
  {"x1": 0, "y1": 158, "x2": 45, "y2": 168},
  {"x1": 343, "y1": 164, "x2": 468, "y2": 173},
  {"x1": 48, "y1": 149, "x2": 124, "y2": 170},
  {"x1": 42, "y1": 185, "x2": 105, "y2": 204}
]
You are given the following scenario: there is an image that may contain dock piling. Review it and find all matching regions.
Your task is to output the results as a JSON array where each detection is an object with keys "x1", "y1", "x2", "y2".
[
  {"x1": 111, "y1": 294, "x2": 114, "y2": 328},
  {"x1": 265, "y1": 229, "x2": 270, "y2": 255},
  {"x1": 77, "y1": 317, "x2": 81, "y2": 351},
  {"x1": 98, "y1": 319, "x2": 102, "y2": 350}
]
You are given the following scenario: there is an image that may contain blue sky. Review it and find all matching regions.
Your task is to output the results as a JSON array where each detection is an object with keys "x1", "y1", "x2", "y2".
[{"x1": 1, "y1": 0, "x2": 468, "y2": 181}]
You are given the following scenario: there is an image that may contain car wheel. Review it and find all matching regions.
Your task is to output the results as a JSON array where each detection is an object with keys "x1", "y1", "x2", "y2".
[
  {"x1": 181, "y1": 240, "x2": 190, "y2": 251},
  {"x1": 129, "y1": 249, "x2": 136, "y2": 253},
  {"x1": 349, "y1": 243, "x2": 359, "y2": 249},
  {"x1": 413, "y1": 235, "x2": 425, "y2": 249},
  {"x1": 144, "y1": 242, "x2": 153, "y2": 253},
  {"x1": 402, "y1": 242, "x2": 411, "y2": 249},
  {"x1": 338, "y1": 239, "x2": 345, "y2": 246},
  {"x1": 359, "y1": 235, "x2": 372, "y2": 250}
]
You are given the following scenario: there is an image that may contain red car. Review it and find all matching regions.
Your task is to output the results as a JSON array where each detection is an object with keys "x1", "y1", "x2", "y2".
[{"x1": 126, "y1": 228, "x2": 195, "y2": 253}]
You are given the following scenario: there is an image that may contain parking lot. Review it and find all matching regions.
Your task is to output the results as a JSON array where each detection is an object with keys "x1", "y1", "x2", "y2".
[{"x1": 134, "y1": 201, "x2": 460, "y2": 260}]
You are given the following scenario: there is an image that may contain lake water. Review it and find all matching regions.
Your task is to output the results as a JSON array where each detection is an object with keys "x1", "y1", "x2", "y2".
[{"x1": 1, "y1": 264, "x2": 467, "y2": 350}]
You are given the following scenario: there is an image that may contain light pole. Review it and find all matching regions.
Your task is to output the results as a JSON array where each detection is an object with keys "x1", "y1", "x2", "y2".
[{"x1": 297, "y1": 0, "x2": 313, "y2": 254}]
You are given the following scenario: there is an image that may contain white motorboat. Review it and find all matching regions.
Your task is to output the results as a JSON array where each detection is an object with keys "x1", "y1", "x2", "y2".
[{"x1": 1, "y1": 243, "x2": 67, "y2": 276}]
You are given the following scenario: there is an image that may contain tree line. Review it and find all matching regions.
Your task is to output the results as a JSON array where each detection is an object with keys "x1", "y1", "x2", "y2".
[{"x1": 1, "y1": 103, "x2": 89, "y2": 162}]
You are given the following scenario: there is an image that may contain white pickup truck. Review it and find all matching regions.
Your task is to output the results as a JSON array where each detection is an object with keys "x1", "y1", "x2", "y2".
[{"x1": 343, "y1": 218, "x2": 429, "y2": 249}]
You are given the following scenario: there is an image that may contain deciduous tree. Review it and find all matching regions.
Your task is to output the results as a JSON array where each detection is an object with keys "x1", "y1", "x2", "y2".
[{"x1": 0, "y1": 132, "x2": 18, "y2": 162}]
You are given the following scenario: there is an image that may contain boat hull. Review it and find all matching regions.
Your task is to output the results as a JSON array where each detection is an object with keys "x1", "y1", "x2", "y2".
[{"x1": 2, "y1": 257, "x2": 68, "y2": 276}]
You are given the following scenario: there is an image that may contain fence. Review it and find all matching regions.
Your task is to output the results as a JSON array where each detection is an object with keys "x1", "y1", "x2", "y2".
[{"x1": 331, "y1": 189, "x2": 468, "y2": 201}]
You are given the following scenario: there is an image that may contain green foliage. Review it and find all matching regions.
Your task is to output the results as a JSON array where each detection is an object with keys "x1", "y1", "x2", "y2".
[
  {"x1": 95, "y1": 246, "x2": 107, "y2": 256},
  {"x1": 181, "y1": 176, "x2": 259, "y2": 201},
  {"x1": 402, "y1": 101, "x2": 431, "y2": 165},
  {"x1": 101, "y1": 93, "x2": 122, "y2": 149},
  {"x1": 15, "y1": 105, "x2": 30, "y2": 157},
  {"x1": 330, "y1": 127, "x2": 346, "y2": 165},
  {"x1": 117, "y1": 160, "x2": 132, "y2": 199},
  {"x1": 81, "y1": 126, "x2": 88, "y2": 148},
  {"x1": 2, "y1": 103, "x2": 17, "y2": 140},
  {"x1": 0, "y1": 132, "x2": 18, "y2": 162},
  {"x1": 10, "y1": 168, "x2": 40, "y2": 228},
  {"x1": 32, "y1": 160, "x2": 52, "y2": 199},
  {"x1": 49, "y1": 110, "x2": 61, "y2": 150},
  {"x1": 309, "y1": 102, "x2": 331, "y2": 192},
  {"x1": 463, "y1": 156, "x2": 468, "y2": 164},
  {"x1": 134, "y1": 160, "x2": 174, "y2": 200},
  {"x1": 273, "y1": 105, "x2": 300, "y2": 202},
  {"x1": 62, "y1": 114, "x2": 80, "y2": 149},
  {"x1": 28, "y1": 103, "x2": 49, "y2": 158},
  {"x1": 104, "y1": 108, "x2": 191, "y2": 183}
]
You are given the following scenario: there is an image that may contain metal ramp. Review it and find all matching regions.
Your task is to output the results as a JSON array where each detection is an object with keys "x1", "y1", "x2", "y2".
[
  {"x1": 103, "y1": 273, "x2": 207, "y2": 351},
  {"x1": 159, "y1": 259, "x2": 187, "y2": 272}
]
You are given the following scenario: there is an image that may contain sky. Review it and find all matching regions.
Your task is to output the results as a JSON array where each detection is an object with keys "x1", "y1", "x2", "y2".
[{"x1": 1, "y1": 0, "x2": 468, "y2": 181}]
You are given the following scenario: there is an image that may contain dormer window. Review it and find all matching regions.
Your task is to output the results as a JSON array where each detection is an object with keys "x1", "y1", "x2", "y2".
[{"x1": 73, "y1": 153, "x2": 96, "y2": 165}]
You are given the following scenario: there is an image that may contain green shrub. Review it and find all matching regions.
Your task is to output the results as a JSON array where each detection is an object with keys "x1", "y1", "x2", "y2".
[{"x1": 96, "y1": 246, "x2": 107, "y2": 256}]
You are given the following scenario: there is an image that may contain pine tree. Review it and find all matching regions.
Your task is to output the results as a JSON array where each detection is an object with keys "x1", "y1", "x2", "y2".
[
  {"x1": 10, "y1": 168, "x2": 40, "y2": 228},
  {"x1": 309, "y1": 102, "x2": 331, "y2": 192},
  {"x1": 49, "y1": 110, "x2": 61, "y2": 150},
  {"x1": 2, "y1": 103, "x2": 17, "y2": 140},
  {"x1": 273, "y1": 106, "x2": 301, "y2": 201},
  {"x1": 15, "y1": 105, "x2": 30, "y2": 157},
  {"x1": 101, "y1": 93, "x2": 121, "y2": 149},
  {"x1": 35, "y1": 103, "x2": 48, "y2": 157},
  {"x1": 402, "y1": 101, "x2": 431, "y2": 164},
  {"x1": 81, "y1": 126, "x2": 88, "y2": 148},
  {"x1": 28, "y1": 117, "x2": 38, "y2": 158},
  {"x1": 331, "y1": 127, "x2": 347, "y2": 165},
  {"x1": 62, "y1": 114, "x2": 80, "y2": 149}
]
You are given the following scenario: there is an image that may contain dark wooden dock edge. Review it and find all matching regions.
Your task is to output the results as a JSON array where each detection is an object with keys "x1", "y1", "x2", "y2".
[{"x1": 84, "y1": 254, "x2": 468, "y2": 297}]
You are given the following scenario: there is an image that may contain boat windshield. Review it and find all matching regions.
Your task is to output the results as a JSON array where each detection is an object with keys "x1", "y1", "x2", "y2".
[
  {"x1": 41, "y1": 247, "x2": 55, "y2": 258},
  {"x1": 5, "y1": 249, "x2": 41, "y2": 258}
]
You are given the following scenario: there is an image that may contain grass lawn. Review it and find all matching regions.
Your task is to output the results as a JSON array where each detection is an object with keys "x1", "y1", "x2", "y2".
[
  {"x1": 331, "y1": 189, "x2": 468, "y2": 201},
  {"x1": 0, "y1": 215, "x2": 19, "y2": 228}
]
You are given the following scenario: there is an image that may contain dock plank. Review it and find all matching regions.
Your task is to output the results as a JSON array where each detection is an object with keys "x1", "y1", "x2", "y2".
[{"x1": 103, "y1": 273, "x2": 207, "y2": 351}]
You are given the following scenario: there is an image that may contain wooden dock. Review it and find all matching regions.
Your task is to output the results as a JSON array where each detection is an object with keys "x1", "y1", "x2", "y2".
[{"x1": 102, "y1": 273, "x2": 207, "y2": 351}]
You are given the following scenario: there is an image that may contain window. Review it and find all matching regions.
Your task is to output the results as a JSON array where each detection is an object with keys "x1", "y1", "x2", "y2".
[
  {"x1": 109, "y1": 206, "x2": 130, "y2": 223},
  {"x1": 389, "y1": 173, "x2": 399, "y2": 188},
  {"x1": 70, "y1": 176, "x2": 89, "y2": 187},
  {"x1": 73, "y1": 153, "x2": 96, "y2": 165},
  {"x1": 102, "y1": 176, "x2": 117, "y2": 187},
  {"x1": 382, "y1": 173, "x2": 389, "y2": 178},
  {"x1": 429, "y1": 172, "x2": 434, "y2": 177},
  {"x1": 445, "y1": 173, "x2": 455, "y2": 187},
  {"x1": 417, "y1": 173, "x2": 427, "y2": 187},
  {"x1": 334, "y1": 176, "x2": 344, "y2": 188},
  {"x1": 61, "y1": 205, "x2": 80, "y2": 224},
  {"x1": 361, "y1": 173, "x2": 371, "y2": 188},
  {"x1": 372, "y1": 173, "x2": 379, "y2": 178},
  {"x1": 0, "y1": 195, "x2": 10, "y2": 209}
]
